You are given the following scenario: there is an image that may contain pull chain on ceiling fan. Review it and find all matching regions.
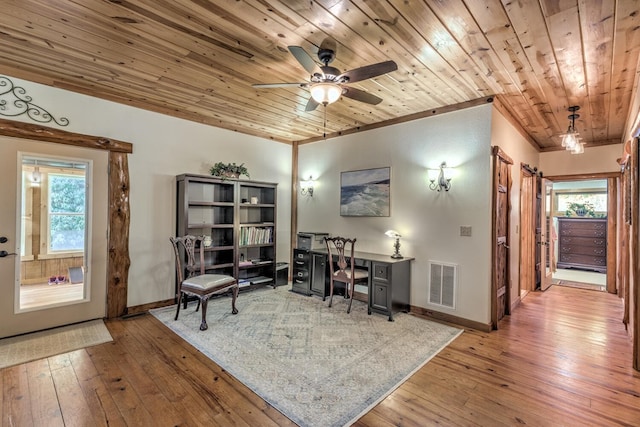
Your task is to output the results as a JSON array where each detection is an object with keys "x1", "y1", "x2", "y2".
[{"x1": 253, "y1": 39, "x2": 398, "y2": 112}]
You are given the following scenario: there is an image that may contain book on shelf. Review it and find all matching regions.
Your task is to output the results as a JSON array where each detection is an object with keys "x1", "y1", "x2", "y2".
[{"x1": 239, "y1": 226, "x2": 273, "y2": 246}]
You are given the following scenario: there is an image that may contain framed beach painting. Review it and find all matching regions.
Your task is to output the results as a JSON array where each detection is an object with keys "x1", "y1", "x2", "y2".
[{"x1": 340, "y1": 167, "x2": 390, "y2": 217}]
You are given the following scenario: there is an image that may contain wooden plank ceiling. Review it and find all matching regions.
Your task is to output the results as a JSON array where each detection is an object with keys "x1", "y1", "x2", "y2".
[{"x1": 0, "y1": 0, "x2": 638, "y2": 149}]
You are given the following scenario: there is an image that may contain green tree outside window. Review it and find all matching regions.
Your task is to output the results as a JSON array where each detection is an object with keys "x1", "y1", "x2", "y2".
[{"x1": 49, "y1": 174, "x2": 85, "y2": 251}]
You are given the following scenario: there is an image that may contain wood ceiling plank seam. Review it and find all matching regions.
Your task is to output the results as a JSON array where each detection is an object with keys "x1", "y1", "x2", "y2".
[
  {"x1": 546, "y1": 6, "x2": 590, "y2": 102},
  {"x1": 90, "y1": 0, "x2": 402, "y2": 123},
  {"x1": 463, "y1": 0, "x2": 561, "y2": 143},
  {"x1": 499, "y1": 0, "x2": 572, "y2": 145},
  {"x1": 0, "y1": 11, "x2": 318, "y2": 122},
  {"x1": 578, "y1": 0, "x2": 617, "y2": 144},
  {"x1": 325, "y1": 0, "x2": 477, "y2": 104},
  {"x1": 353, "y1": 0, "x2": 483, "y2": 103},
  {"x1": 420, "y1": 0, "x2": 522, "y2": 94},
  {"x1": 609, "y1": 0, "x2": 640, "y2": 142},
  {"x1": 466, "y1": 1, "x2": 559, "y2": 146},
  {"x1": 0, "y1": 0, "x2": 631, "y2": 146},
  {"x1": 9, "y1": 1, "x2": 280, "y2": 89},
  {"x1": 0, "y1": 48, "x2": 301, "y2": 141},
  {"x1": 100, "y1": 0, "x2": 253, "y2": 60},
  {"x1": 0, "y1": 7, "x2": 183, "y2": 82},
  {"x1": 112, "y1": 0, "x2": 291, "y2": 65},
  {"x1": 250, "y1": 3, "x2": 455, "y2": 122},
  {"x1": 0, "y1": 44, "x2": 155, "y2": 92},
  {"x1": 456, "y1": 3, "x2": 556, "y2": 145},
  {"x1": 353, "y1": 0, "x2": 485, "y2": 101},
  {"x1": 5, "y1": 0, "x2": 462, "y2": 138},
  {"x1": 55, "y1": 0, "x2": 308, "y2": 93},
  {"x1": 288, "y1": 1, "x2": 473, "y2": 106}
]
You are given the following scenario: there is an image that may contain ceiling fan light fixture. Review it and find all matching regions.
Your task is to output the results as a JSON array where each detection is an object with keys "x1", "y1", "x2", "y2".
[{"x1": 310, "y1": 82, "x2": 342, "y2": 105}]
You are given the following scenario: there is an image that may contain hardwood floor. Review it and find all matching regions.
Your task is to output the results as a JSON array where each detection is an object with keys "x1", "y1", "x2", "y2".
[{"x1": 2, "y1": 285, "x2": 639, "y2": 426}]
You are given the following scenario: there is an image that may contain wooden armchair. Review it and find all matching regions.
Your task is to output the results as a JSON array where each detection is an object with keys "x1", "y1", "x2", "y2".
[
  {"x1": 324, "y1": 236, "x2": 369, "y2": 313},
  {"x1": 170, "y1": 235, "x2": 238, "y2": 331}
]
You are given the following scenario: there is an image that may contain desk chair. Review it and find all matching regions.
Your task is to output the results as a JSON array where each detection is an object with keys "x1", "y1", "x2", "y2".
[
  {"x1": 324, "y1": 236, "x2": 369, "y2": 313},
  {"x1": 170, "y1": 235, "x2": 239, "y2": 331}
]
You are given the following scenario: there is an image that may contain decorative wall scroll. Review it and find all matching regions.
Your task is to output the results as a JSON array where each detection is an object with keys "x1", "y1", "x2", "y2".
[{"x1": 0, "y1": 76, "x2": 69, "y2": 126}]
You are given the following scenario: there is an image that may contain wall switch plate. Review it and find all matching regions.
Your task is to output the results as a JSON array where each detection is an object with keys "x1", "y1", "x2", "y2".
[{"x1": 460, "y1": 226, "x2": 472, "y2": 237}]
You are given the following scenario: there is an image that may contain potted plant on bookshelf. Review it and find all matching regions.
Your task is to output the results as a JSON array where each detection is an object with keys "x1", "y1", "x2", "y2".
[{"x1": 209, "y1": 162, "x2": 250, "y2": 180}]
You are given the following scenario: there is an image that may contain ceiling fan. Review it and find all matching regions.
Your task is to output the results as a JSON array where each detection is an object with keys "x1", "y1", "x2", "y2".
[{"x1": 253, "y1": 40, "x2": 398, "y2": 112}]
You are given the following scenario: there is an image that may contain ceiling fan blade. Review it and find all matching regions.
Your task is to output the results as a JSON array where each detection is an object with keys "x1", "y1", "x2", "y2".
[
  {"x1": 288, "y1": 46, "x2": 321, "y2": 75},
  {"x1": 342, "y1": 87, "x2": 383, "y2": 105},
  {"x1": 305, "y1": 97, "x2": 320, "y2": 112},
  {"x1": 253, "y1": 82, "x2": 307, "y2": 88},
  {"x1": 337, "y1": 60, "x2": 398, "y2": 83}
]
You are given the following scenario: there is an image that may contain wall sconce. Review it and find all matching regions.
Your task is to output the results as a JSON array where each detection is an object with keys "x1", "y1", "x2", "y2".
[
  {"x1": 300, "y1": 176, "x2": 315, "y2": 197},
  {"x1": 384, "y1": 230, "x2": 403, "y2": 259},
  {"x1": 428, "y1": 162, "x2": 452, "y2": 192}
]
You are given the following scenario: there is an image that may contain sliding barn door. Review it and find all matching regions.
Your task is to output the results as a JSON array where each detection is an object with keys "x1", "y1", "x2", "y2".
[
  {"x1": 491, "y1": 146, "x2": 513, "y2": 329},
  {"x1": 540, "y1": 179, "x2": 554, "y2": 291}
]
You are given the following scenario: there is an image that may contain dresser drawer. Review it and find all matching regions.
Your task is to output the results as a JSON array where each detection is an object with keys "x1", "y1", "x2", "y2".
[
  {"x1": 558, "y1": 236, "x2": 606, "y2": 247},
  {"x1": 558, "y1": 253, "x2": 606, "y2": 267},
  {"x1": 559, "y1": 245, "x2": 606, "y2": 257},
  {"x1": 559, "y1": 227, "x2": 606, "y2": 238}
]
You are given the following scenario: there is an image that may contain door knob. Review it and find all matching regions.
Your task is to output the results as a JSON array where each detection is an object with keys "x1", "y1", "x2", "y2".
[{"x1": 0, "y1": 237, "x2": 7, "y2": 243}]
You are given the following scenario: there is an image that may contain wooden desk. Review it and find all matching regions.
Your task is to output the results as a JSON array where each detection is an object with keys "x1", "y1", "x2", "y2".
[{"x1": 305, "y1": 249, "x2": 414, "y2": 321}]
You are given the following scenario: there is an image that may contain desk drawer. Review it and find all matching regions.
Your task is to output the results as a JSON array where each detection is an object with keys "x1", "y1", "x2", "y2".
[{"x1": 372, "y1": 263, "x2": 389, "y2": 282}]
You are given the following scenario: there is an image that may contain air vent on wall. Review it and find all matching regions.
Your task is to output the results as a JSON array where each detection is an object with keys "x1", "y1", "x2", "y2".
[{"x1": 429, "y1": 261, "x2": 457, "y2": 309}]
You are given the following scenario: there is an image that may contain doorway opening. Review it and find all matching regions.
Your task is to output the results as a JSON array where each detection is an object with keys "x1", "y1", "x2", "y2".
[
  {"x1": 18, "y1": 155, "x2": 91, "y2": 311},
  {"x1": 549, "y1": 179, "x2": 607, "y2": 291}
]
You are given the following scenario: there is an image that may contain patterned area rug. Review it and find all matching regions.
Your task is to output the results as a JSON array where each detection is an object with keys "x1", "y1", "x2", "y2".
[
  {"x1": 151, "y1": 287, "x2": 462, "y2": 427},
  {"x1": 0, "y1": 319, "x2": 113, "y2": 369}
]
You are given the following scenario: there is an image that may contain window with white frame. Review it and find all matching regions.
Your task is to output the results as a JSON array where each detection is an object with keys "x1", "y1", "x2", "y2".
[{"x1": 47, "y1": 172, "x2": 86, "y2": 253}]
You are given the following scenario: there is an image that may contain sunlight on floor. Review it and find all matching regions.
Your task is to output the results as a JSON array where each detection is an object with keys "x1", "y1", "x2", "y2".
[
  {"x1": 20, "y1": 282, "x2": 84, "y2": 310},
  {"x1": 552, "y1": 268, "x2": 606, "y2": 286}
]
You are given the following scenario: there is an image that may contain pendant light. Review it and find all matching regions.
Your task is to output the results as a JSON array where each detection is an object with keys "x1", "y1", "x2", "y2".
[{"x1": 560, "y1": 106, "x2": 584, "y2": 154}]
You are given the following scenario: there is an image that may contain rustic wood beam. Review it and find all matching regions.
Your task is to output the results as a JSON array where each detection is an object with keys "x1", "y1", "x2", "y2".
[
  {"x1": 0, "y1": 118, "x2": 133, "y2": 153},
  {"x1": 107, "y1": 151, "x2": 131, "y2": 318}
]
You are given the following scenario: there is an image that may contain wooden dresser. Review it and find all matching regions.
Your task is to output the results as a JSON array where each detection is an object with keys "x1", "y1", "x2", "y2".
[{"x1": 556, "y1": 217, "x2": 607, "y2": 273}]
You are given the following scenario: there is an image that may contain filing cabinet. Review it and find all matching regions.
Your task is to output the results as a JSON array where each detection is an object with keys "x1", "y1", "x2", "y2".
[
  {"x1": 369, "y1": 260, "x2": 411, "y2": 321},
  {"x1": 292, "y1": 249, "x2": 311, "y2": 295}
]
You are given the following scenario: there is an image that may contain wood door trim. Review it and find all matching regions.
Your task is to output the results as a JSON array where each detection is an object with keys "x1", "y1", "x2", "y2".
[
  {"x1": 546, "y1": 172, "x2": 620, "y2": 181},
  {"x1": 493, "y1": 145, "x2": 514, "y2": 165},
  {"x1": 606, "y1": 177, "x2": 617, "y2": 293},
  {"x1": 491, "y1": 145, "x2": 512, "y2": 330},
  {"x1": 0, "y1": 118, "x2": 132, "y2": 318},
  {"x1": 519, "y1": 166, "x2": 535, "y2": 295}
]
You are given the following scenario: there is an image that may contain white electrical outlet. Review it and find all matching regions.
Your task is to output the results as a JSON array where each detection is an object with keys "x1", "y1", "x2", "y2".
[{"x1": 460, "y1": 226, "x2": 472, "y2": 237}]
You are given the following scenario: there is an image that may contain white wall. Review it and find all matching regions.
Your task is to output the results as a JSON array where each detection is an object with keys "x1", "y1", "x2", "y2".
[
  {"x1": 4, "y1": 76, "x2": 292, "y2": 306},
  {"x1": 540, "y1": 144, "x2": 623, "y2": 175},
  {"x1": 298, "y1": 104, "x2": 494, "y2": 325},
  {"x1": 490, "y1": 107, "x2": 540, "y2": 307}
]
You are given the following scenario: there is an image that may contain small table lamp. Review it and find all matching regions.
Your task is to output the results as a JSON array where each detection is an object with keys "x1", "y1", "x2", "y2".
[{"x1": 384, "y1": 230, "x2": 403, "y2": 259}]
